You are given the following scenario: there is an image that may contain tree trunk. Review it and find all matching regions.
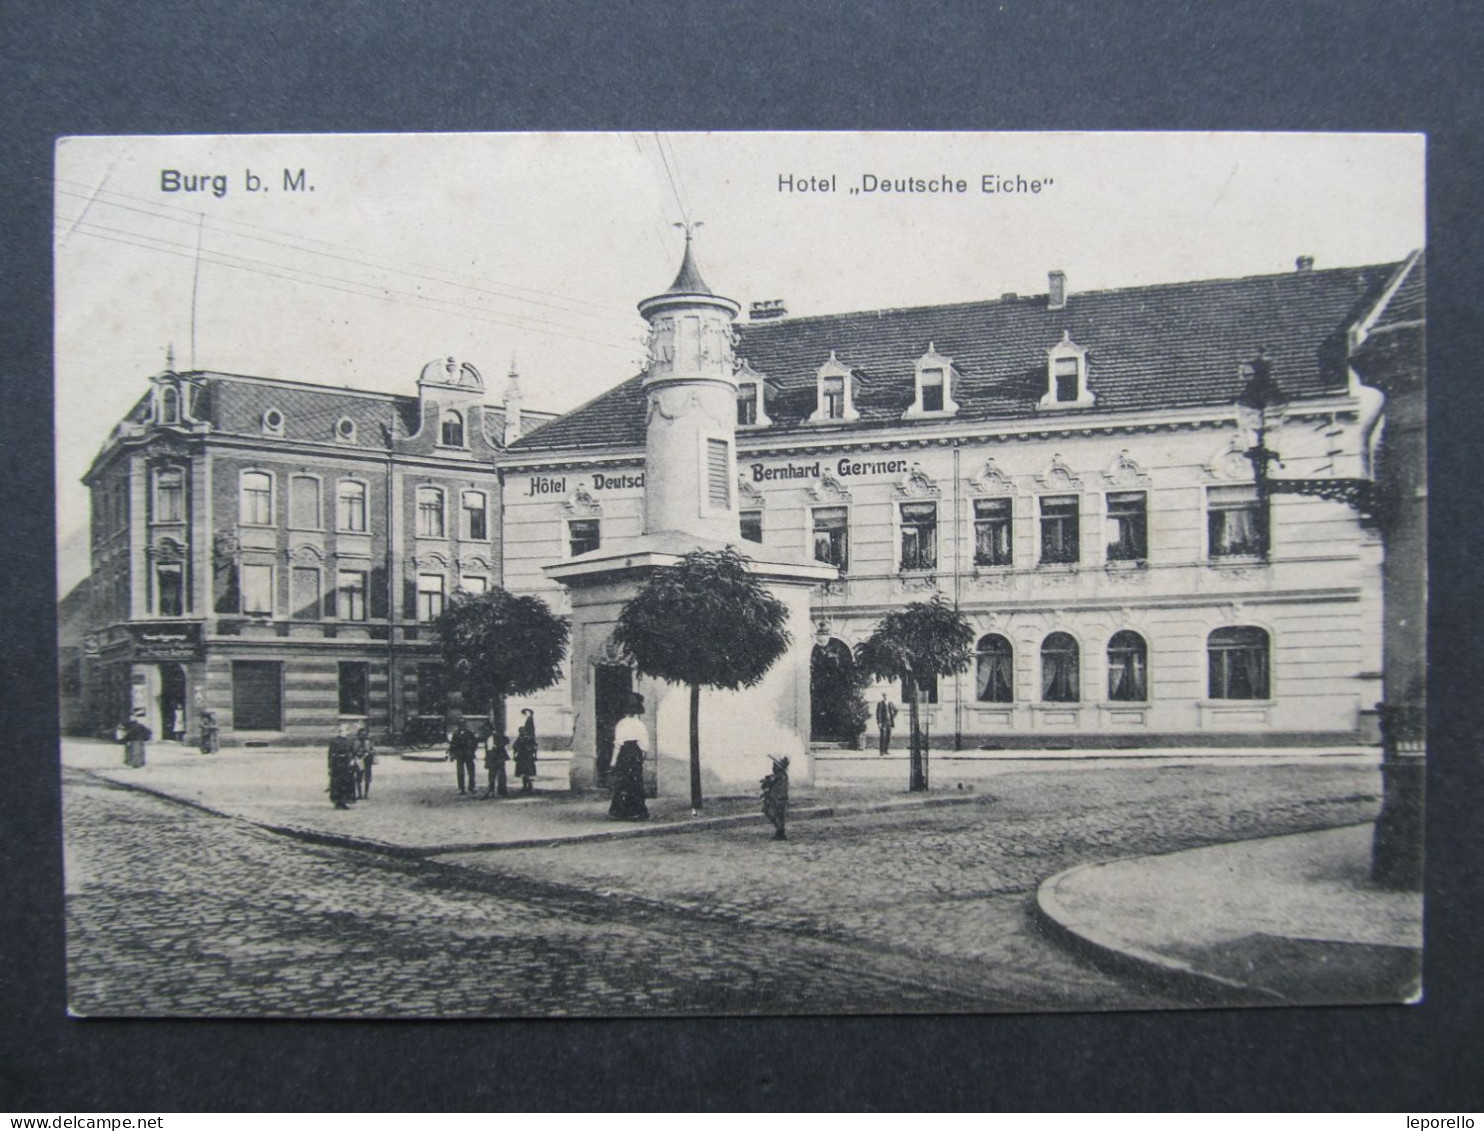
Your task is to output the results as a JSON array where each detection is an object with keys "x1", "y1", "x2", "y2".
[
  {"x1": 689, "y1": 681, "x2": 703, "y2": 811},
  {"x1": 908, "y1": 674, "x2": 925, "y2": 792}
]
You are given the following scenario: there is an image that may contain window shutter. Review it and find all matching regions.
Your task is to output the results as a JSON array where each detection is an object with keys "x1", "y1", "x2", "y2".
[{"x1": 706, "y1": 438, "x2": 731, "y2": 507}]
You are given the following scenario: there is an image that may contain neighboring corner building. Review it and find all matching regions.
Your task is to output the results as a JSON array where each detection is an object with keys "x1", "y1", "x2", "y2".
[
  {"x1": 73, "y1": 357, "x2": 551, "y2": 746},
  {"x1": 502, "y1": 251, "x2": 1425, "y2": 773}
]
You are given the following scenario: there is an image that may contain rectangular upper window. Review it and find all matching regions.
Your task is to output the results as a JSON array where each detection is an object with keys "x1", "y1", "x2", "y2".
[
  {"x1": 706, "y1": 438, "x2": 731, "y2": 508},
  {"x1": 740, "y1": 509, "x2": 763, "y2": 544},
  {"x1": 240, "y1": 472, "x2": 273, "y2": 526},
  {"x1": 822, "y1": 375, "x2": 846, "y2": 419},
  {"x1": 416, "y1": 573, "x2": 445, "y2": 622},
  {"x1": 462, "y1": 575, "x2": 488, "y2": 596},
  {"x1": 289, "y1": 475, "x2": 321, "y2": 530},
  {"x1": 1053, "y1": 357, "x2": 1079, "y2": 403},
  {"x1": 1039, "y1": 496, "x2": 1080, "y2": 565},
  {"x1": 336, "y1": 570, "x2": 367, "y2": 621},
  {"x1": 155, "y1": 563, "x2": 183, "y2": 617},
  {"x1": 1106, "y1": 491, "x2": 1148, "y2": 562},
  {"x1": 899, "y1": 501, "x2": 938, "y2": 571},
  {"x1": 920, "y1": 368, "x2": 945, "y2": 413},
  {"x1": 568, "y1": 518, "x2": 601, "y2": 557},
  {"x1": 462, "y1": 490, "x2": 488, "y2": 541},
  {"x1": 416, "y1": 487, "x2": 445, "y2": 539},
  {"x1": 291, "y1": 566, "x2": 322, "y2": 620},
  {"x1": 812, "y1": 506, "x2": 849, "y2": 570},
  {"x1": 154, "y1": 468, "x2": 184, "y2": 523},
  {"x1": 242, "y1": 562, "x2": 274, "y2": 616},
  {"x1": 973, "y1": 498, "x2": 1013, "y2": 567},
  {"x1": 737, "y1": 385, "x2": 758, "y2": 426},
  {"x1": 1208, "y1": 485, "x2": 1264, "y2": 557},
  {"x1": 337, "y1": 480, "x2": 367, "y2": 533}
]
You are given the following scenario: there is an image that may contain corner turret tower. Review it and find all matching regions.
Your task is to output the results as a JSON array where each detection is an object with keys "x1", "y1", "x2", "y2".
[{"x1": 636, "y1": 225, "x2": 742, "y2": 543}]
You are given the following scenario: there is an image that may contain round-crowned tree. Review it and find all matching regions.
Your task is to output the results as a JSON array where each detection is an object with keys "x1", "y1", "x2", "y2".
[
  {"x1": 432, "y1": 587, "x2": 570, "y2": 735},
  {"x1": 855, "y1": 596, "x2": 974, "y2": 791},
  {"x1": 613, "y1": 547, "x2": 791, "y2": 811}
]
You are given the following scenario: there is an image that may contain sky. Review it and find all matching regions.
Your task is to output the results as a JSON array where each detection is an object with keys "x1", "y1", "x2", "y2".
[{"x1": 54, "y1": 131, "x2": 1424, "y2": 594}]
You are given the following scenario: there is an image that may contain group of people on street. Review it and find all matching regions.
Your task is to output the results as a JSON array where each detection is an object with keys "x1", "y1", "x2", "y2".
[
  {"x1": 327, "y1": 723, "x2": 377, "y2": 809},
  {"x1": 446, "y1": 709, "x2": 539, "y2": 799},
  {"x1": 310, "y1": 698, "x2": 791, "y2": 842}
]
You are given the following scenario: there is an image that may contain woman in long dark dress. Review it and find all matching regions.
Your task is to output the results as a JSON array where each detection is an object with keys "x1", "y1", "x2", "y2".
[
  {"x1": 513, "y1": 709, "x2": 538, "y2": 794},
  {"x1": 608, "y1": 694, "x2": 649, "y2": 821},
  {"x1": 327, "y1": 723, "x2": 358, "y2": 809},
  {"x1": 121, "y1": 714, "x2": 151, "y2": 768}
]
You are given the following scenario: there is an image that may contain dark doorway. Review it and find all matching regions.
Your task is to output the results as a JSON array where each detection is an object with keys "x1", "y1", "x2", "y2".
[
  {"x1": 811, "y1": 638, "x2": 863, "y2": 743},
  {"x1": 158, "y1": 662, "x2": 187, "y2": 741},
  {"x1": 594, "y1": 663, "x2": 633, "y2": 787}
]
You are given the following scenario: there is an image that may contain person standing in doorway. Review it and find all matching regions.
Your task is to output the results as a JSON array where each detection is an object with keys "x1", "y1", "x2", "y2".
[
  {"x1": 513, "y1": 709, "x2": 538, "y2": 794},
  {"x1": 875, "y1": 693, "x2": 898, "y2": 757},
  {"x1": 448, "y1": 721, "x2": 480, "y2": 796},
  {"x1": 608, "y1": 694, "x2": 650, "y2": 821}
]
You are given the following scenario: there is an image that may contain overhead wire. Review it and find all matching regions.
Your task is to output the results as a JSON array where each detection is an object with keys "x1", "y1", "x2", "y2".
[
  {"x1": 57, "y1": 221, "x2": 644, "y2": 355},
  {"x1": 56, "y1": 214, "x2": 642, "y2": 348},
  {"x1": 55, "y1": 178, "x2": 630, "y2": 323}
]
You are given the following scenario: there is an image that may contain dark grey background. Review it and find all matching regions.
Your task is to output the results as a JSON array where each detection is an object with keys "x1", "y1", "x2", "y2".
[{"x1": 3, "y1": 0, "x2": 1480, "y2": 1112}]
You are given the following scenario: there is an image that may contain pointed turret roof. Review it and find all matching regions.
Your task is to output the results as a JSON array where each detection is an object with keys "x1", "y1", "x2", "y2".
[{"x1": 664, "y1": 233, "x2": 712, "y2": 296}]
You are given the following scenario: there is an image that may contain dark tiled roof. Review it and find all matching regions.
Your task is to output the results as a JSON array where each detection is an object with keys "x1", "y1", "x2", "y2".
[
  {"x1": 1371, "y1": 251, "x2": 1424, "y2": 329},
  {"x1": 513, "y1": 262, "x2": 1401, "y2": 454}
]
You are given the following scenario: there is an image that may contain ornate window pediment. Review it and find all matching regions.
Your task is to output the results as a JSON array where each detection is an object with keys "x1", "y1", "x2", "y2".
[
  {"x1": 970, "y1": 456, "x2": 1015, "y2": 494},
  {"x1": 807, "y1": 351, "x2": 861, "y2": 424},
  {"x1": 1040, "y1": 331, "x2": 1095, "y2": 409},
  {"x1": 903, "y1": 343, "x2": 960, "y2": 419},
  {"x1": 806, "y1": 470, "x2": 853, "y2": 504},
  {"x1": 1103, "y1": 450, "x2": 1151, "y2": 487},
  {"x1": 1034, "y1": 454, "x2": 1083, "y2": 490},
  {"x1": 562, "y1": 487, "x2": 603, "y2": 518},
  {"x1": 893, "y1": 462, "x2": 941, "y2": 500}
]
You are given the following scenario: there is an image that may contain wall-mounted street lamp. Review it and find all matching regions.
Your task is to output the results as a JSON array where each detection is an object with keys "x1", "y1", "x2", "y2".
[{"x1": 1235, "y1": 350, "x2": 1384, "y2": 556}]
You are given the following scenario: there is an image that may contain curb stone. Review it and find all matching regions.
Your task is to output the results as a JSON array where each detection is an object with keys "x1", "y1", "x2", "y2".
[{"x1": 71, "y1": 763, "x2": 995, "y2": 859}]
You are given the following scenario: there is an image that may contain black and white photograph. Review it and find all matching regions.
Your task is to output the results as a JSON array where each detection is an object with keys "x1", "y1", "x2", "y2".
[{"x1": 54, "y1": 130, "x2": 1426, "y2": 1020}]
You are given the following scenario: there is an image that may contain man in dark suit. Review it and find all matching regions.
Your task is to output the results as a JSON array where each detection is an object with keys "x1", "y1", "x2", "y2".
[
  {"x1": 448, "y1": 722, "x2": 480, "y2": 795},
  {"x1": 875, "y1": 693, "x2": 898, "y2": 757}
]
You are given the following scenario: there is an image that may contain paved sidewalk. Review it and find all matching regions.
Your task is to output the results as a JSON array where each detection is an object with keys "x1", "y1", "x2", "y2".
[
  {"x1": 61, "y1": 738, "x2": 990, "y2": 856},
  {"x1": 1035, "y1": 822, "x2": 1423, "y2": 1004}
]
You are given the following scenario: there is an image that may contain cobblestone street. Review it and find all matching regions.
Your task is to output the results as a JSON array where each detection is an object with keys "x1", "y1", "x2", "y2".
[{"x1": 63, "y1": 760, "x2": 1381, "y2": 1017}]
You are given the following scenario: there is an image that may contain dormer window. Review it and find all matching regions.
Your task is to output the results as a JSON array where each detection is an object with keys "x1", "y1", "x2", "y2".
[
  {"x1": 904, "y1": 344, "x2": 960, "y2": 418},
  {"x1": 734, "y1": 360, "x2": 774, "y2": 428},
  {"x1": 261, "y1": 407, "x2": 286, "y2": 437},
  {"x1": 808, "y1": 352, "x2": 860, "y2": 424},
  {"x1": 334, "y1": 417, "x2": 357, "y2": 444},
  {"x1": 823, "y1": 376, "x2": 846, "y2": 418},
  {"x1": 159, "y1": 386, "x2": 180, "y2": 425},
  {"x1": 1040, "y1": 331, "x2": 1094, "y2": 409},
  {"x1": 921, "y1": 369, "x2": 945, "y2": 412},
  {"x1": 440, "y1": 409, "x2": 465, "y2": 448}
]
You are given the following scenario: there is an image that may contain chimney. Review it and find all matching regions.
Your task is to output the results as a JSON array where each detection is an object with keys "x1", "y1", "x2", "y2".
[
  {"x1": 1048, "y1": 270, "x2": 1067, "y2": 311},
  {"x1": 503, "y1": 358, "x2": 522, "y2": 447},
  {"x1": 1295, "y1": 255, "x2": 1315, "y2": 271},
  {"x1": 749, "y1": 299, "x2": 788, "y2": 321},
  {"x1": 1000, "y1": 292, "x2": 1018, "y2": 301}
]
